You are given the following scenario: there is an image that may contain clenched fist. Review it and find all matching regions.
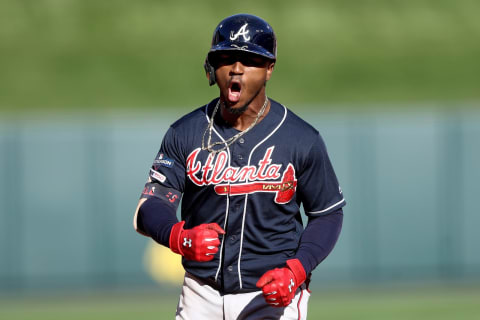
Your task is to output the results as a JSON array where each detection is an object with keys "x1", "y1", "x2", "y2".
[
  {"x1": 169, "y1": 221, "x2": 225, "y2": 262},
  {"x1": 256, "y1": 259, "x2": 306, "y2": 307}
]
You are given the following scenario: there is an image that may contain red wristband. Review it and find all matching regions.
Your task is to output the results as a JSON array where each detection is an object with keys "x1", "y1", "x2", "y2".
[
  {"x1": 286, "y1": 258, "x2": 307, "y2": 286},
  {"x1": 169, "y1": 221, "x2": 185, "y2": 255}
]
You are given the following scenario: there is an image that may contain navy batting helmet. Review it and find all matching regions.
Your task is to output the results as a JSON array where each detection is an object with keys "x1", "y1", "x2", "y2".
[{"x1": 204, "y1": 14, "x2": 277, "y2": 86}]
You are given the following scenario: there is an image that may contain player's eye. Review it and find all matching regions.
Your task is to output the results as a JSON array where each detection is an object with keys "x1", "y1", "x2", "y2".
[
  {"x1": 212, "y1": 52, "x2": 268, "y2": 68},
  {"x1": 211, "y1": 54, "x2": 236, "y2": 67},
  {"x1": 240, "y1": 56, "x2": 266, "y2": 67}
]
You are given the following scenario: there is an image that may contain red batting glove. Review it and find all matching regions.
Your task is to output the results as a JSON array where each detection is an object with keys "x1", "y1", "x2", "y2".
[
  {"x1": 169, "y1": 221, "x2": 225, "y2": 262},
  {"x1": 256, "y1": 259, "x2": 307, "y2": 307}
]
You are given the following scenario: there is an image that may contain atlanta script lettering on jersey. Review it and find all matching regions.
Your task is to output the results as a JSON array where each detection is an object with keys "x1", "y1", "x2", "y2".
[
  {"x1": 186, "y1": 146, "x2": 297, "y2": 204},
  {"x1": 187, "y1": 146, "x2": 282, "y2": 185}
]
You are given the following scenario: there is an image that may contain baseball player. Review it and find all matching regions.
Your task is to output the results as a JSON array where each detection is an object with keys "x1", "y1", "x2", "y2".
[{"x1": 133, "y1": 14, "x2": 345, "y2": 319}]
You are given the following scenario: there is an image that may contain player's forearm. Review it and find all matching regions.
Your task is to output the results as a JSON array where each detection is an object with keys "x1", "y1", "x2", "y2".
[
  {"x1": 294, "y1": 209, "x2": 343, "y2": 274},
  {"x1": 138, "y1": 197, "x2": 179, "y2": 247}
]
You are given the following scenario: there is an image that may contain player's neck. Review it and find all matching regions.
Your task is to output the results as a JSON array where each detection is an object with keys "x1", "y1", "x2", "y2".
[{"x1": 220, "y1": 96, "x2": 270, "y2": 131}]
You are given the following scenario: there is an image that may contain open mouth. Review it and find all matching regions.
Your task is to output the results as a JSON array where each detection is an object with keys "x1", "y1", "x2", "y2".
[{"x1": 228, "y1": 80, "x2": 242, "y2": 103}]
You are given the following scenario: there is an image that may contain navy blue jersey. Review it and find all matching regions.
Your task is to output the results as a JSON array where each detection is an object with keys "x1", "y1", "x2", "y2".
[{"x1": 143, "y1": 98, "x2": 345, "y2": 293}]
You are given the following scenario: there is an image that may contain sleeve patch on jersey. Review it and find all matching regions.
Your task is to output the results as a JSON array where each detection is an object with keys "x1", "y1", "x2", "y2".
[
  {"x1": 153, "y1": 153, "x2": 175, "y2": 168},
  {"x1": 140, "y1": 182, "x2": 181, "y2": 208},
  {"x1": 150, "y1": 169, "x2": 166, "y2": 183}
]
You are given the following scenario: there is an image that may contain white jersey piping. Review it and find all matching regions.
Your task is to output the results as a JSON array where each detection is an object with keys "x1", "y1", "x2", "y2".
[
  {"x1": 307, "y1": 198, "x2": 345, "y2": 215},
  {"x1": 237, "y1": 104, "x2": 288, "y2": 289},
  {"x1": 203, "y1": 104, "x2": 232, "y2": 282}
]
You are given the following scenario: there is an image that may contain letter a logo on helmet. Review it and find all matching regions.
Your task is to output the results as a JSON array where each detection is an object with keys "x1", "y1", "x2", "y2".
[
  {"x1": 204, "y1": 14, "x2": 277, "y2": 86},
  {"x1": 230, "y1": 23, "x2": 251, "y2": 41}
]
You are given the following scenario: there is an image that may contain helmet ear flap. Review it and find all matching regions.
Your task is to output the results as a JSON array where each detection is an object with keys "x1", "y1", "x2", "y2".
[{"x1": 204, "y1": 58, "x2": 216, "y2": 86}]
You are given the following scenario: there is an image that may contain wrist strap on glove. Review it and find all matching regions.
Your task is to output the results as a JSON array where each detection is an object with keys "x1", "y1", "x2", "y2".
[
  {"x1": 169, "y1": 221, "x2": 186, "y2": 255},
  {"x1": 286, "y1": 258, "x2": 307, "y2": 287}
]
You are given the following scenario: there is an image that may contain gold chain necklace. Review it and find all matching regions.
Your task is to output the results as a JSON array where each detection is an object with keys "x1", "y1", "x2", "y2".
[{"x1": 202, "y1": 97, "x2": 268, "y2": 154}]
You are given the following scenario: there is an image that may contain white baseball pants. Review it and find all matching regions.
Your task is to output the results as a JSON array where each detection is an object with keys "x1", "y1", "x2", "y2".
[{"x1": 175, "y1": 272, "x2": 310, "y2": 320}]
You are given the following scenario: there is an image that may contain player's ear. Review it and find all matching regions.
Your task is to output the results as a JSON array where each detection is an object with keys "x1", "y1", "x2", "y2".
[{"x1": 266, "y1": 61, "x2": 275, "y2": 81}]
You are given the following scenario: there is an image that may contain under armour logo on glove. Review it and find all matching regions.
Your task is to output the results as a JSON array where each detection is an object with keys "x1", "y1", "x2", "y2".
[
  {"x1": 169, "y1": 221, "x2": 225, "y2": 262},
  {"x1": 256, "y1": 259, "x2": 307, "y2": 307},
  {"x1": 183, "y1": 238, "x2": 192, "y2": 248},
  {"x1": 288, "y1": 278, "x2": 295, "y2": 293}
]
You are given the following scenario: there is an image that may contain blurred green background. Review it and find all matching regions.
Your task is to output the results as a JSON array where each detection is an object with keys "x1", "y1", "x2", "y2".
[
  {"x1": 1, "y1": 0, "x2": 479, "y2": 112},
  {"x1": 1, "y1": 1, "x2": 480, "y2": 319}
]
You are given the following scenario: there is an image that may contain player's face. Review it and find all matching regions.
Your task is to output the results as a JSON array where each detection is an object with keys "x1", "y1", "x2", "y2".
[{"x1": 213, "y1": 51, "x2": 274, "y2": 114}]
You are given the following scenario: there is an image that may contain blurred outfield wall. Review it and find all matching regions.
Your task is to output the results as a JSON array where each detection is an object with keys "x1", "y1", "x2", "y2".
[
  {"x1": 1, "y1": 0, "x2": 480, "y2": 112},
  {"x1": 1, "y1": 105, "x2": 479, "y2": 293}
]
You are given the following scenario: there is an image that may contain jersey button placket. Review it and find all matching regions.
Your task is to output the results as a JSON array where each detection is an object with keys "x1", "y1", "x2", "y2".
[{"x1": 223, "y1": 200, "x2": 242, "y2": 290}]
